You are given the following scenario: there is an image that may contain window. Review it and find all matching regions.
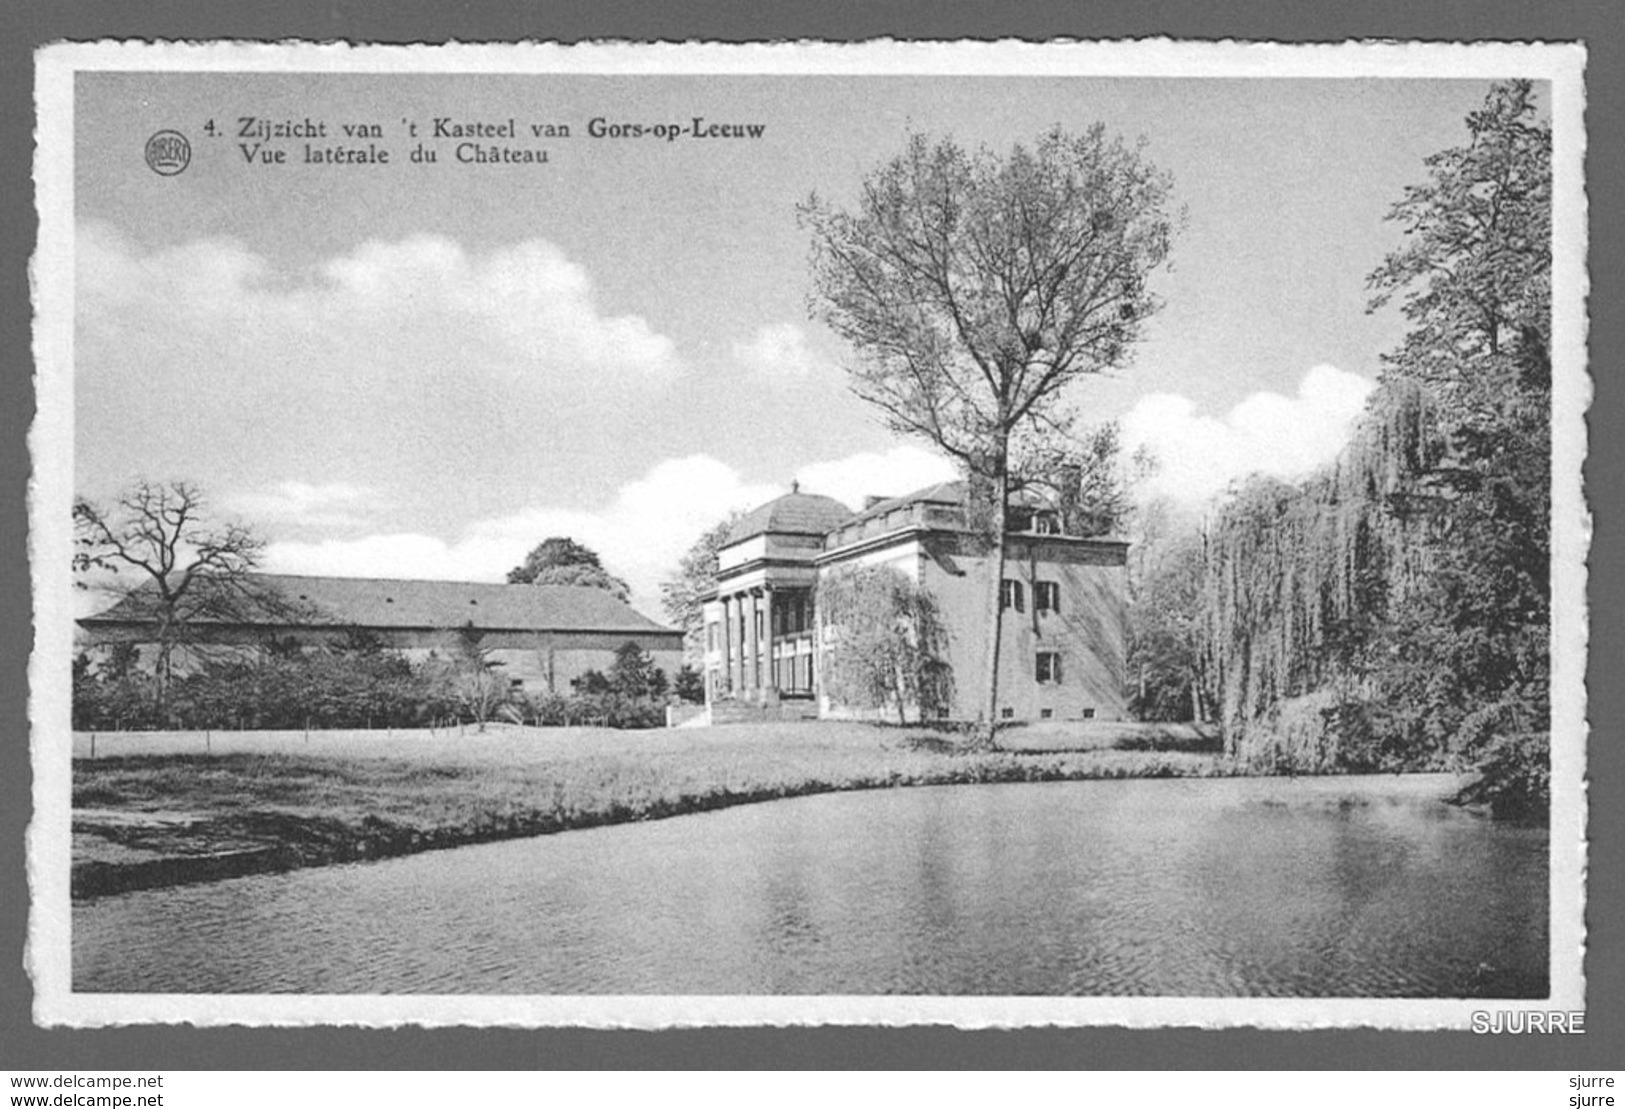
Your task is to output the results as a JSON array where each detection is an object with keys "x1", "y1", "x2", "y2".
[
  {"x1": 1040, "y1": 708, "x2": 1053, "y2": 720},
  {"x1": 1035, "y1": 580, "x2": 1061, "y2": 615},
  {"x1": 1036, "y1": 651, "x2": 1062, "y2": 684},
  {"x1": 1001, "y1": 707, "x2": 1015, "y2": 720},
  {"x1": 1081, "y1": 707, "x2": 1096, "y2": 720},
  {"x1": 1033, "y1": 512, "x2": 1060, "y2": 535},
  {"x1": 1000, "y1": 579, "x2": 1025, "y2": 612},
  {"x1": 706, "y1": 622, "x2": 718, "y2": 652}
]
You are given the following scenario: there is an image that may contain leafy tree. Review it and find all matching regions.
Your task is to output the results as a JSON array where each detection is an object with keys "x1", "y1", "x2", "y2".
[
  {"x1": 90, "y1": 640, "x2": 141, "y2": 681},
  {"x1": 817, "y1": 563, "x2": 953, "y2": 724},
  {"x1": 1126, "y1": 499, "x2": 1209, "y2": 721},
  {"x1": 71, "y1": 663, "x2": 154, "y2": 732},
  {"x1": 672, "y1": 664, "x2": 706, "y2": 704},
  {"x1": 507, "y1": 536, "x2": 630, "y2": 602},
  {"x1": 1362, "y1": 79, "x2": 1552, "y2": 773},
  {"x1": 801, "y1": 126, "x2": 1177, "y2": 742},
  {"x1": 607, "y1": 639, "x2": 665, "y2": 700},
  {"x1": 1198, "y1": 81, "x2": 1553, "y2": 794},
  {"x1": 660, "y1": 513, "x2": 743, "y2": 662},
  {"x1": 74, "y1": 480, "x2": 277, "y2": 718},
  {"x1": 1022, "y1": 420, "x2": 1134, "y2": 538},
  {"x1": 337, "y1": 625, "x2": 387, "y2": 655},
  {"x1": 449, "y1": 621, "x2": 509, "y2": 732}
]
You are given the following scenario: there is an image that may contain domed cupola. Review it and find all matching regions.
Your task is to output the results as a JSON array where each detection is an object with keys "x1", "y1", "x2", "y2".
[{"x1": 726, "y1": 481, "x2": 854, "y2": 545}]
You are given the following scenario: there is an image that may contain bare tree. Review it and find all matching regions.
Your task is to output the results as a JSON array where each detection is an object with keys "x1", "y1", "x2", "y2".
[
  {"x1": 801, "y1": 126, "x2": 1178, "y2": 742},
  {"x1": 74, "y1": 480, "x2": 268, "y2": 716}
]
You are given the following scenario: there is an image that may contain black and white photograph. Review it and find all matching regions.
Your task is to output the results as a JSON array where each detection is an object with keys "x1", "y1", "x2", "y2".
[{"x1": 28, "y1": 40, "x2": 1588, "y2": 1029}]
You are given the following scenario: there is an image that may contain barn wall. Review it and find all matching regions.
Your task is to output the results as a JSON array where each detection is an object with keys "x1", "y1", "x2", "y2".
[{"x1": 78, "y1": 623, "x2": 683, "y2": 696}]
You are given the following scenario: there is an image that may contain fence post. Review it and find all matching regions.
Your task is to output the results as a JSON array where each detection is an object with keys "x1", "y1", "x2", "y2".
[{"x1": 90, "y1": 733, "x2": 96, "y2": 759}]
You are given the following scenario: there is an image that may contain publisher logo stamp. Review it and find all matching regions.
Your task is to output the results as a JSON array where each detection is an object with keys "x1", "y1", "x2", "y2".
[{"x1": 144, "y1": 130, "x2": 191, "y2": 176}]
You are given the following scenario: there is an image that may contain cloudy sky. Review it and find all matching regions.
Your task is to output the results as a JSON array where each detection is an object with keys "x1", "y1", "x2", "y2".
[{"x1": 73, "y1": 70, "x2": 1500, "y2": 618}]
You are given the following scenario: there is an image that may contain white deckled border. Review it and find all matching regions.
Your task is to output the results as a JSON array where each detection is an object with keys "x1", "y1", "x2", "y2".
[{"x1": 29, "y1": 37, "x2": 1590, "y2": 1030}]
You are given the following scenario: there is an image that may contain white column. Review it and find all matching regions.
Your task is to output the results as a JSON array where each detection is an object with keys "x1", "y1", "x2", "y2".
[
  {"x1": 762, "y1": 584, "x2": 775, "y2": 694},
  {"x1": 744, "y1": 589, "x2": 760, "y2": 695},
  {"x1": 719, "y1": 594, "x2": 734, "y2": 696}
]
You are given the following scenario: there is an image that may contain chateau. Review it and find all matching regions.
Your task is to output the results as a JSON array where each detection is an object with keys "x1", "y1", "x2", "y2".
[{"x1": 702, "y1": 482, "x2": 1129, "y2": 724}]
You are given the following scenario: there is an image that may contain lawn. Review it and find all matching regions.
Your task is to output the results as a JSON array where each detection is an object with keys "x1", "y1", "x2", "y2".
[{"x1": 71, "y1": 719, "x2": 1234, "y2": 898}]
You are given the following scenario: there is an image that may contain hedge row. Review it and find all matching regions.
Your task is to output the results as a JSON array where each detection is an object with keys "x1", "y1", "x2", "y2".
[{"x1": 72, "y1": 649, "x2": 695, "y2": 732}]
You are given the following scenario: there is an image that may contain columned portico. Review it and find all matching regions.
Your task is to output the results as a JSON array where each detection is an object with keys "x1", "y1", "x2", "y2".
[{"x1": 703, "y1": 484, "x2": 854, "y2": 712}]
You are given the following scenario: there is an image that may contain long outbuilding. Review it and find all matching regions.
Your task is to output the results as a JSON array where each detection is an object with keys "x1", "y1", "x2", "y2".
[{"x1": 77, "y1": 573, "x2": 684, "y2": 695}]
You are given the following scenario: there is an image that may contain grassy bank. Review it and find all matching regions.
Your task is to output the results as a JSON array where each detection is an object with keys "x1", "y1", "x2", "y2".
[{"x1": 72, "y1": 721, "x2": 1233, "y2": 898}]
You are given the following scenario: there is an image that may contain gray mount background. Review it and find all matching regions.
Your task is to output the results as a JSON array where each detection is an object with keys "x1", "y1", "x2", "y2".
[{"x1": 3, "y1": 0, "x2": 1619, "y2": 1071}]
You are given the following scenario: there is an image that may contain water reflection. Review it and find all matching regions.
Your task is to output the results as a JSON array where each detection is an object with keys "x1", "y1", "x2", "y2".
[{"x1": 74, "y1": 776, "x2": 1547, "y2": 996}]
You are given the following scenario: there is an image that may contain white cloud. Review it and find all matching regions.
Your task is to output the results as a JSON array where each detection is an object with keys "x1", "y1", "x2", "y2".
[
  {"x1": 260, "y1": 447, "x2": 967, "y2": 622},
  {"x1": 263, "y1": 455, "x2": 783, "y2": 619},
  {"x1": 75, "y1": 222, "x2": 691, "y2": 549},
  {"x1": 78, "y1": 221, "x2": 681, "y2": 386},
  {"x1": 262, "y1": 532, "x2": 488, "y2": 583},
  {"x1": 1120, "y1": 364, "x2": 1377, "y2": 506},
  {"x1": 225, "y1": 481, "x2": 380, "y2": 529},
  {"x1": 731, "y1": 322, "x2": 833, "y2": 381},
  {"x1": 793, "y1": 445, "x2": 959, "y2": 510},
  {"x1": 319, "y1": 235, "x2": 679, "y2": 378}
]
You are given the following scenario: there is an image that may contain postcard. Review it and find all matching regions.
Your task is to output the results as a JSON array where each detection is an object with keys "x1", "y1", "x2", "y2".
[{"x1": 30, "y1": 39, "x2": 1588, "y2": 1028}]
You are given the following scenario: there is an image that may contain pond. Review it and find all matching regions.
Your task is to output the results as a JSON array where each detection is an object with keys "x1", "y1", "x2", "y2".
[{"x1": 72, "y1": 775, "x2": 1548, "y2": 996}]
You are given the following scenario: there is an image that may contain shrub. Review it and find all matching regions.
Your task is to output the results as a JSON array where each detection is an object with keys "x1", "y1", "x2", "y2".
[
  {"x1": 515, "y1": 689, "x2": 667, "y2": 730},
  {"x1": 72, "y1": 669, "x2": 156, "y2": 731},
  {"x1": 1456, "y1": 731, "x2": 1549, "y2": 820},
  {"x1": 1231, "y1": 689, "x2": 1427, "y2": 774},
  {"x1": 672, "y1": 665, "x2": 705, "y2": 704},
  {"x1": 73, "y1": 647, "x2": 465, "y2": 731}
]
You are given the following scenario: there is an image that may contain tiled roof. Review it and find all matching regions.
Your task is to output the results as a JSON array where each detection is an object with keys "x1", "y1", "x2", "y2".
[
  {"x1": 827, "y1": 480, "x2": 1127, "y2": 546},
  {"x1": 80, "y1": 573, "x2": 679, "y2": 637},
  {"x1": 847, "y1": 481, "x2": 967, "y2": 525},
  {"x1": 726, "y1": 489, "x2": 855, "y2": 544}
]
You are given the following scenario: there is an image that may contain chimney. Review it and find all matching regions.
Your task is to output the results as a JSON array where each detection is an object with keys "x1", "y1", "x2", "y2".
[{"x1": 1058, "y1": 462, "x2": 1083, "y2": 534}]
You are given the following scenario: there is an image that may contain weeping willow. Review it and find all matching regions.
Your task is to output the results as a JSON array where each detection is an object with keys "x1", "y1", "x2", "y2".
[
  {"x1": 1200, "y1": 83, "x2": 1552, "y2": 810},
  {"x1": 1202, "y1": 382, "x2": 1450, "y2": 769}
]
